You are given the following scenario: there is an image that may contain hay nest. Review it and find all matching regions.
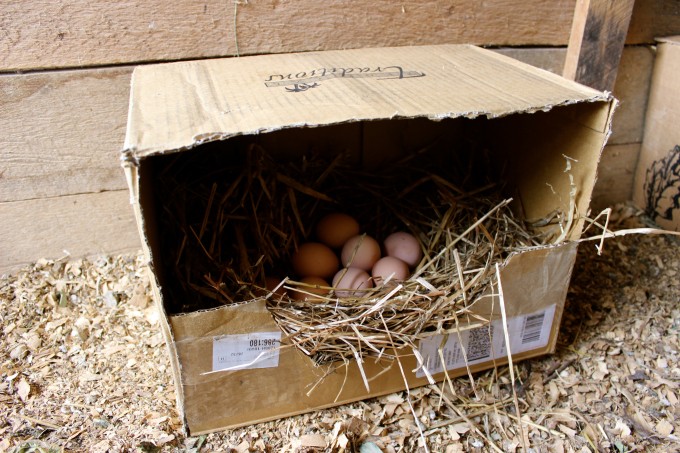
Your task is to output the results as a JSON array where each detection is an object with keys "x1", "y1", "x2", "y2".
[{"x1": 155, "y1": 141, "x2": 568, "y2": 365}]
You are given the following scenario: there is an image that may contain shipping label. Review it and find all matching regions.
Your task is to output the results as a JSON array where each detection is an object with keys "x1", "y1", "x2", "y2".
[{"x1": 212, "y1": 331, "x2": 282, "y2": 372}]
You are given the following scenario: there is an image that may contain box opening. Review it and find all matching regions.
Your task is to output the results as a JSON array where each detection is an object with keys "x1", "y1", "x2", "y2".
[{"x1": 139, "y1": 111, "x2": 588, "y2": 317}]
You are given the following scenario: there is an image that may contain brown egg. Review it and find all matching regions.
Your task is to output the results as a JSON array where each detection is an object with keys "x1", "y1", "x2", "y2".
[
  {"x1": 253, "y1": 276, "x2": 287, "y2": 300},
  {"x1": 372, "y1": 256, "x2": 410, "y2": 286},
  {"x1": 265, "y1": 276, "x2": 287, "y2": 298},
  {"x1": 341, "y1": 234, "x2": 381, "y2": 271},
  {"x1": 383, "y1": 232, "x2": 423, "y2": 268},
  {"x1": 316, "y1": 213, "x2": 360, "y2": 249},
  {"x1": 332, "y1": 267, "x2": 374, "y2": 298},
  {"x1": 291, "y1": 276, "x2": 329, "y2": 302},
  {"x1": 292, "y1": 242, "x2": 339, "y2": 279}
]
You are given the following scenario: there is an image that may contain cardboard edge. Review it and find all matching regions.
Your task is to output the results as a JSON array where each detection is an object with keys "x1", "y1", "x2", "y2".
[
  {"x1": 568, "y1": 96, "x2": 618, "y2": 241},
  {"x1": 121, "y1": 154, "x2": 191, "y2": 433},
  {"x1": 124, "y1": 91, "x2": 614, "y2": 161}
]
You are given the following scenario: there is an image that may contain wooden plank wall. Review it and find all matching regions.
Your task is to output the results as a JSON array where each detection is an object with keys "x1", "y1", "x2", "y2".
[{"x1": 1, "y1": 0, "x2": 679, "y2": 275}]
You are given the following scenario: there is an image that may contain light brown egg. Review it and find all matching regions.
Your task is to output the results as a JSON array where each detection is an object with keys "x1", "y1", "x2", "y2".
[
  {"x1": 332, "y1": 267, "x2": 374, "y2": 298},
  {"x1": 341, "y1": 234, "x2": 381, "y2": 271},
  {"x1": 291, "y1": 276, "x2": 329, "y2": 302},
  {"x1": 316, "y1": 213, "x2": 360, "y2": 249},
  {"x1": 292, "y1": 242, "x2": 339, "y2": 279},
  {"x1": 264, "y1": 276, "x2": 288, "y2": 299},
  {"x1": 383, "y1": 232, "x2": 423, "y2": 268},
  {"x1": 372, "y1": 256, "x2": 410, "y2": 286},
  {"x1": 252, "y1": 276, "x2": 287, "y2": 300}
]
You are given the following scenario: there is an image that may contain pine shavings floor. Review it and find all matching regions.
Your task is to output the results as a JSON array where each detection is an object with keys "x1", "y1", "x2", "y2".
[{"x1": 1, "y1": 210, "x2": 678, "y2": 452}]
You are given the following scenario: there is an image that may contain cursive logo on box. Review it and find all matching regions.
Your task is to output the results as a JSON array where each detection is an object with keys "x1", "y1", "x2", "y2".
[{"x1": 264, "y1": 66, "x2": 426, "y2": 92}]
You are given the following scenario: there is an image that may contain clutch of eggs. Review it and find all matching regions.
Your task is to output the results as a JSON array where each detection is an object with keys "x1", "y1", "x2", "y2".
[{"x1": 288, "y1": 211, "x2": 424, "y2": 299}]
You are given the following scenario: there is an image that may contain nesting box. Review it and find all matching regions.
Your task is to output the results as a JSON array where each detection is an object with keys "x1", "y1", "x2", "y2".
[{"x1": 122, "y1": 44, "x2": 615, "y2": 435}]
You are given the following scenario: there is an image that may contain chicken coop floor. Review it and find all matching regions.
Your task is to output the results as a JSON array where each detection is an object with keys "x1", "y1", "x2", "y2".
[{"x1": 1, "y1": 205, "x2": 678, "y2": 452}]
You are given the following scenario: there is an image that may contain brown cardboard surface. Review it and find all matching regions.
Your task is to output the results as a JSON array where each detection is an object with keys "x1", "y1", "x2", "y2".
[
  {"x1": 124, "y1": 45, "x2": 606, "y2": 159},
  {"x1": 122, "y1": 44, "x2": 614, "y2": 434},
  {"x1": 633, "y1": 37, "x2": 680, "y2": 229}
]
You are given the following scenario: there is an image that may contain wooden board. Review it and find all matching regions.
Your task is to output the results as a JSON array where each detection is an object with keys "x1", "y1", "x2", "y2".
[
  {"x1": 3, "y1": 0, "x2": 678, "y2": 72},
  {"x1": 627, "y1": 0, "x2": 680, "y2": 48},
  {"x1": 563, "y1": 0, "x2": 635, "y2": 92},
  {"x1": 495, "y1": 48, "x2": 568, "y2": 75},
  {"x1": 0, "y1": 67, "x2": 133, "y2": 202},
  {"x1": 0, "y1": 0, "x2": 574, "y2": 71},
  {"x1": 0, "y1": 190, "x2": 141, "y2": 276}
]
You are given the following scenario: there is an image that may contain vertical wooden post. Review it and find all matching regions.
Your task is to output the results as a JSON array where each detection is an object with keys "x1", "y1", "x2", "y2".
[{"x1": 563, "y1": 0, "x2": 636, "y2": 92}]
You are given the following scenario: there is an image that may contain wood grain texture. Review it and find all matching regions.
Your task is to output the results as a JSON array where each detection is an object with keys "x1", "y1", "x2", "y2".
[
  {"x1": 591, "y1": 143, "x2": 640, "y2": 211},
  {"x1": 2, "y1": 1, "x2": 677, "y2": 72},
  {"x1": 0, "y1": 190, "x2": 141, "y2": 276},
  {"x1": 563, "y1": 0, "x2": 636, "y2": 92},
  {"x1": 0, "y1": 66, "x2": 133, "y2": 202},
  {"x1": 0, "y1": 0, "x2": 576, "y2": 71},
  {"x1": 627, "y1": 0, "x2": 680, "y2": 46}
]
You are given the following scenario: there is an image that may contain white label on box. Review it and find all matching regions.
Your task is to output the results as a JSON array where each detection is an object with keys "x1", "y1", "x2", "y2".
[
  {"x1": 416, "y1": 304, "x2": 555, "y2": 378},
  {"x1": 212, "y1": 331, "x2": 282, "y2": 372}
]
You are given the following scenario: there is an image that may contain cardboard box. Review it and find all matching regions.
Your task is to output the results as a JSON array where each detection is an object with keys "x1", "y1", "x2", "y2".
[
  {"x1": 122, "y1": 44, "x2": 614, "y2": 435},
  {"x1": 633, "y1": 36, "x2": 680, "y2": 229}
]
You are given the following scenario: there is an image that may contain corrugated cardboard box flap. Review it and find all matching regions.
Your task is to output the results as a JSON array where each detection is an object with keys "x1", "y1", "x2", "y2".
[{"x1": 123, "y1": 44, "x2": 607, "y2": 159}]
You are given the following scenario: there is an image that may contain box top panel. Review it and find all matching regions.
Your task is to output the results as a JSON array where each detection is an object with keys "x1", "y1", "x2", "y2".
[{"x1": 123, "y1": 44, "x2": 608, "y2": 159}]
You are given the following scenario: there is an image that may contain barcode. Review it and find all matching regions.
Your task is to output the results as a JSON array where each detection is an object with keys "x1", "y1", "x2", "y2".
[
  {"x1": 521, "y1": 312, "x2": 546, "y2": 344},
  {"x1": 466, "y1": 325, "x2": 493, "y2": 361},
  {"x1": 416, "y1": 304, "x2": 556, "y2": 379}
]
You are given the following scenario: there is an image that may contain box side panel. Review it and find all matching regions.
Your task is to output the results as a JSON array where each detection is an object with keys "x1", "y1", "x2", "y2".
[
  {"x1": 633, "y1": 38, "x2": 680, "y2": 230},
  {"x1": 498, "y1": 242, "x2": 578, "y2": 353},
  {"x1": 487, "y1": 101, "x2": 612, "y2": 240},
  {"x1": 168, "y1": 299, "x2": 426, "y2": 433}
]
